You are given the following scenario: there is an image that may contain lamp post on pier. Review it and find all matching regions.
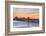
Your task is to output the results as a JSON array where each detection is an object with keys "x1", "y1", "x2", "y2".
[{"x1": 27, "y1": 17, "x2": 29, "y2": 27}]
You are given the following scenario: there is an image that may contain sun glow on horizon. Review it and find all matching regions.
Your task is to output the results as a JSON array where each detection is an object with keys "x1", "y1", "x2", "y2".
[{"x1": 13, "y1": 8, "x2": 39, "y2": 19}]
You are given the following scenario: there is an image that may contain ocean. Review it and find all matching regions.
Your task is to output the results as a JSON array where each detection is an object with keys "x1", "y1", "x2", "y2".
[{"x1": 13, "y1": 20, "x2": 39, "y2": 28}]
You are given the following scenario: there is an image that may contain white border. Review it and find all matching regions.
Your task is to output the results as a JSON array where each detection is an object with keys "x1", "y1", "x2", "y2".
[{"x1": 10, "y1": 5, "x2": 42, "y2": 32}]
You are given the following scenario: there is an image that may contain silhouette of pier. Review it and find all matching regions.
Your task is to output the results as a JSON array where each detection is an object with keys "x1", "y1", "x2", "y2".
[{"x1": 13, "y1": 16, "x2": 39, "y2": 23}]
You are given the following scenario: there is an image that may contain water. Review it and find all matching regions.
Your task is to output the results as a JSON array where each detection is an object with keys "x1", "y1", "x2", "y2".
[{"x1": 13, "y1": 20, "x2": 39, "y2": 28}]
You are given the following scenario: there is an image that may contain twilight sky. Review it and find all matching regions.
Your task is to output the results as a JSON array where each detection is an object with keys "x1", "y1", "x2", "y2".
[{"x1": 13, "y1": 8, "x2": 39, "y2": 19}]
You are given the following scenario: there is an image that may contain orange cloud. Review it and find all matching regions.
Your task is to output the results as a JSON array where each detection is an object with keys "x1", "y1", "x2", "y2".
[{"x1": 13, "y1": 11, "x2": 39, "y2": 19}]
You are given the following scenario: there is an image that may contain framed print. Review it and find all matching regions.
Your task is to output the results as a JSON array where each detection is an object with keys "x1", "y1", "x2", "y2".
[{"x1": 5, "y1": 1, "x2": 45, "y2": 36}]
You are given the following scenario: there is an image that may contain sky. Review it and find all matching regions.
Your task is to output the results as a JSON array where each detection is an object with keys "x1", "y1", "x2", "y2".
[{"x1": 13, "y1": 8, "x2": 39, "y2": 19}]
